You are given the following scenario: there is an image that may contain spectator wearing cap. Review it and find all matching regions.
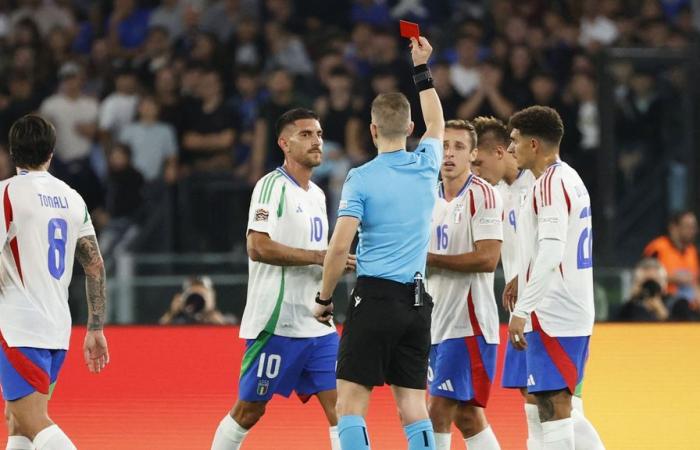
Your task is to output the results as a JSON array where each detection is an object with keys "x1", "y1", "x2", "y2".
[{"x1": 39, "y1": 62, "x2": 98, "y2": 166}]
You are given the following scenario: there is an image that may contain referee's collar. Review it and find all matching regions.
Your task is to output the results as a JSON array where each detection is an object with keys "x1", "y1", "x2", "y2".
[{"x1": 377, "y1": 149, "x2": 408, "y2": 160}]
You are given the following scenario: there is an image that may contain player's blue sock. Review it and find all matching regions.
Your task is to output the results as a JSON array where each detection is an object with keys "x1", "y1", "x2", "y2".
[
  {"x1": 404, "y1": 419, "x2": 436, "y2": 450},
  {"x1": 338, "y1": 415, "x2": 370, "y2": 450}
]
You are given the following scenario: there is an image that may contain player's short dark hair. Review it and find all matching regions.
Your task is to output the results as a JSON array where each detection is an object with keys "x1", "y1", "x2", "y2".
[
  {"x1": 445, "y1": 119, "x2": 477, "y2": 151},
  {"x1": 275, "y1": 108, "x2": 319, "y2": 137},
  {"x1": 669, "y1": 209, "x2": 696, "y2": 226},
  {"x1": 472, "y1": 116, "x2": 509, "y2": 148},
  {"x1": 8, "y1": 114, "x2": 55, "y2": 169},
  {"x1": 508, "y1": 105, "x2": 564, "y2": 146}
]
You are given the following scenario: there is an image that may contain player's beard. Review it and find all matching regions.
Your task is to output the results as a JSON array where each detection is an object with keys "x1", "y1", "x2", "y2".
[{"x1": 303, "y1": 146, "x2": 323, "y2": 168}]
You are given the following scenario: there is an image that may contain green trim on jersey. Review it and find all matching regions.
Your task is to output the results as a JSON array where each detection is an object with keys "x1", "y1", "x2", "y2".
[
  {"x1": 258, "y1": 173, "x2": 282, "y2": 204},
  {"x1": 277, "y1": 184, "x2": 286, "y2": 217},
  {"x1": 239, "y1": 266, "x2": 286, "y2": 377},
  {"x1": 574, "y1": 379, "x2": 584, "y2": 397},
  {"x1": 239, "y1": 331, "x2": 274, "y2": 378},
  {"x1": 83, "y1": 205, "x2": 89, "y2": 224}
]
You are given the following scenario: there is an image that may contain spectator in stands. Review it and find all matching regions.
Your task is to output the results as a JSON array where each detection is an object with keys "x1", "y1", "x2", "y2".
[
  {"x1": 644, "y1": 210, "x2": 700, "y2": 307},
  {"x1": 98, "y1": 143, "x2": 145, "y2": 258},
  {"x1": 618, "y1": 258, "x2": 670, "y2": 321},
  {"x1": 149, "y1": 0, "x2": 185, "y2": 42},
  {"x1": 263, "y1": 22, "x2": 313, "y2": 76},
  {"x1": 99, "y1": 67, "x2": 140, "y2": 149},
  {"x1": 249, "y1": 68, "x2": 308, "y2": 183},
  {"x1": 431, "y1": 60, "x2": 466, "y2": 123},
  {"x1": 107, "y1": 0, "x2": 152, "y2": 57},
  {"x1": 227, "y1": 66, "x2": 266, "y2": 176},
  {"x1": 450, "y1": 33, "x2": 481, "y2": 97},
  {"x1": 119, "y1": 95, "x2": 178, "y2": 185},
  {"x1": 181, "y1": 68, "x2": 238, "y2": 173},
  {"x1": 39, "y1": 62, "x2": 98, "y2": 170},
  {"x1": 154, "y1": 65, "x2": 184, "y2": 133},
  {"x1": 0, "y1": 71, "x2": 41, "y2": 144},
  {"x1": 134, "y1": 25, "x2": 174, "y2": 88},
  {"x1": 227, "y1": 16, "x2": 263, "y2": 68},
  {"x1": 10, "y1": 0, "x2": 75, "y2": 38},
  {"x1": 459, "y1": 58, "x2": 515, "y2": 120}
]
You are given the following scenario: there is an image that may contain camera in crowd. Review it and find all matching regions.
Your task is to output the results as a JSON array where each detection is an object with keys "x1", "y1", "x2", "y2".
[{"x1": 160, "y1": 275, "x2": 236, "y2": 325}]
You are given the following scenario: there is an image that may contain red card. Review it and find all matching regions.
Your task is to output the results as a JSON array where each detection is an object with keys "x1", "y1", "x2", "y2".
[{"x1": 399, "y1": 20, "x2": 420, "y2": 39}]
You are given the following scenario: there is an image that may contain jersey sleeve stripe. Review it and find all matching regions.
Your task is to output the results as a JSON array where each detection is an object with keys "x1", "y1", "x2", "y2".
[
  {"x1": 257, "y1": 173, "x2": 273, "y2": 203},
  {"x1": 546, "y1": 167, "x2": 555, "y2": 205},
  {"x1": 561, "y1": 180, "x2": 571, "y2": 214},
  {"x1": 473, "y1": 179, "x2": 493, "y2": 209},
  {"x1": 0, "y1": 331, "x2": 50, "y2": 394},
  {"x1": 262, "y1": 174, "x2": 282, "y2": 204},
  {"x1": 3, "y1": 185, "x2": 24, "y2": 285},
  {"x1": 469, "y1": 190, "x2": 476, "y2": 216}
]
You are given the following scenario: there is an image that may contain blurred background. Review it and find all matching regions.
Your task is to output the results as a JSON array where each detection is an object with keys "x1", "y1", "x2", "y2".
[{"x1": 0, "y1": 0, "x2": 699, "y2": 325}]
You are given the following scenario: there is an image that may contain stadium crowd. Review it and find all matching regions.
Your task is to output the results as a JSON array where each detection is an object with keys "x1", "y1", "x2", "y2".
[{"x1": 0, "y1": 1, "x2": 695, "y2": 265}]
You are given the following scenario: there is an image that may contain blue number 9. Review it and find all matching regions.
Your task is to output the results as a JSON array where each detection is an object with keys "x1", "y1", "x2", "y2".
[{"x1": 48, "y1": 218, "x2": 68, "y2": 279}]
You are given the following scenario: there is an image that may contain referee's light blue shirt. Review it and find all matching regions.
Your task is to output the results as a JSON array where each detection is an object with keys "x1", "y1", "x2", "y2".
[{"x1": 337, "y1": 138, "x2": 442, "y2": 283}]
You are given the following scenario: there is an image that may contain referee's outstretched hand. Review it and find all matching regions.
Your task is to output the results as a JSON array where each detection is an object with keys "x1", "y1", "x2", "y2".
[
  {"x1": 410, "y1": 36, "x2": 432, "y2": 66},
  {"x1": 313, "y1": 302, "x2": 334, "y2": 327}
]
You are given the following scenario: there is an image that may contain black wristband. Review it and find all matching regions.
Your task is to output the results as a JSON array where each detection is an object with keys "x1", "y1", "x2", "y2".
[
  {"x1": 412, "y1": 64, "x2": 433, "y2": 91},
  {"x1": 315, "y1": 292, "x2": 332, "y2": 306}
]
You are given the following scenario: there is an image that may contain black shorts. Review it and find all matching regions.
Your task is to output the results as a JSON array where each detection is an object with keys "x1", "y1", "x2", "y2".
[{"x1": 337, "y1": 276, "x2": 433, "y2": 389}]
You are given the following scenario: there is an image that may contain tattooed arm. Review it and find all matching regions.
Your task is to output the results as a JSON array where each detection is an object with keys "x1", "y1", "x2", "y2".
[
  {"x1": 76, "y1": 235, "x2": 110, "y2": 373},
  {"x1": 76, "y1": 235, "x2": 106, "y2": 330}
]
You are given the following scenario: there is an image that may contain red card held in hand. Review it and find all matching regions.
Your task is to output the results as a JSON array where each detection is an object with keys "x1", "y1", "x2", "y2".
[{"x1": 399, "y1": 20, "x2": 420, "y2": 39}]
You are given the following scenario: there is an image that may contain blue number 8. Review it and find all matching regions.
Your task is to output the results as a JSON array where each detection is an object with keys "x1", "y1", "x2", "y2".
[
  {"x1": 48, "y1": 218, "x2": 68, "y2": 279},
  {"x1": 576, "y1": 207, "x2": 593, "y2": 269}
]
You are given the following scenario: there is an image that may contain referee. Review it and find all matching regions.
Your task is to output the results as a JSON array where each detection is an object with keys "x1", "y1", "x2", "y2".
[{"x1": 313, "y1": 36, "x2": 444, "y2": 450}]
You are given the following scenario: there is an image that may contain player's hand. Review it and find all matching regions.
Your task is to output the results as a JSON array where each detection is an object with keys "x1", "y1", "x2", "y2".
[
  {"x1": 345, "y1": 254, "x2": 357, "y2": 272},
  {"x1": 508, "y1": 315, "x2": 527, "y2": 351},
  {"x1": 410, "y1": 36, "x2": 432, "y2": 66},
  {"x1": 313, "y1": 302, "x2": 334, "y2": 327},
  {"x1": 84, "y1": 330, "x2": 110, "y2": 374},
  {"x1": 502, "y1": 276, "x2": 518, "y2": 312}
]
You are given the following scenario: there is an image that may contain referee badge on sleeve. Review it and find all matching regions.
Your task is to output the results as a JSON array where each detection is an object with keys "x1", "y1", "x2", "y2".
[{"x1": 255, "y1": 208, "x2": 269, "y2": 222}]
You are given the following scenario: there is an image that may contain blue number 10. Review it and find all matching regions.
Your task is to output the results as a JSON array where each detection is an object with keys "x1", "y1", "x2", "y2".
[
  {"x1": 310, "y1": 217, "x2": 323, "y2": 242},
  {"x1": 48, "y1": 218, "x2": 68, "y2": 279}
]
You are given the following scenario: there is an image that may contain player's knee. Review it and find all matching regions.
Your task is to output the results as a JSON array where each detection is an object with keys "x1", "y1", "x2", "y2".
[
  {"x1": 232, "y1": 401, "x2": 266, "y2": 429},
  {"x1": 427, "y1": 398, "x2": 451, "y2": 429},
  {"x1": 454, "y1": 407, "x2": 486, "y2": 437}
]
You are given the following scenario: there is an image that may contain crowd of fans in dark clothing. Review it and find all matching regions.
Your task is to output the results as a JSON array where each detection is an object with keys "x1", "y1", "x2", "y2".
[{"x1": 0, "y1": 0, "x2": 696, "y2": 258}]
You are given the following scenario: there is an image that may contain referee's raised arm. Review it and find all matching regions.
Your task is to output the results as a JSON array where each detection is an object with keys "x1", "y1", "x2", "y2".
[{"x1": 411, "y1": 36, "x2": 445, "y2": 144}]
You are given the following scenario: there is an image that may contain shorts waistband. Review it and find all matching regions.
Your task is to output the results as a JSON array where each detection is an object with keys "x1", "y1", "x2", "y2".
[{"x1": 355, "y1": 276, "x2": 414, "y2": 298}]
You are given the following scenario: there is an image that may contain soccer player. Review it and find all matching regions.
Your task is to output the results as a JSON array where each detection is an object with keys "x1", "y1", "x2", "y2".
[
  {"x1": 425, "y1": 119, "x2": 503, "y2": 450},
  {"x1": 470, "y1": 116, "x2": 541, "y2": 447},
  {"x1": 211, "y1": 108, "x2": 354, "y2": 450},
  {"x1": 506, "y1": 106, "x2": 604, "y2": 450},
  {"x1": 313, "y1": 36, "x2": 444, "y2": 450},
  {"x1": 0, "y1": 115, "x2": 109, "y2": 450}
]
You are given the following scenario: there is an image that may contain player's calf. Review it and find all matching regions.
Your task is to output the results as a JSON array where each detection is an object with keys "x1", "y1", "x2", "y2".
[
  {"x1": 533, "y1": 389, "x2": 572, "y2": 422},
  {"x1": 453, "y1": 404, "x2": 489, "y2": 438},
  {"x1": 231, "y1": 400, "x2": 267, "y2": 429}
]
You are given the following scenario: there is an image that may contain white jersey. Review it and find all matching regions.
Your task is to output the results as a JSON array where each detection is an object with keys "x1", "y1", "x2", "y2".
[
  {"x1": 240, "y1": 167, "x2": 335, "y2": 339},
  {"x1": 497, "y1": 170, "x2": 536, "y2": 282},
  {"x1": 0, "y1": 171, "x2": 95, "y2": 349},
  {"x1": 516, "y1": 161, "x2": 594, "y2": 337},
  {"x1": 427, "y1": 174, "x2": 503, "y2": 345}
]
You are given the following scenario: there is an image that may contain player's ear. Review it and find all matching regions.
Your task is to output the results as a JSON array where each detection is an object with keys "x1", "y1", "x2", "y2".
[
  {"x1": 406, "y1": 121, "x2": 415, "y2": 136},
  {"x1": 277, "y1": 135, "x2": 288, "y2": 153}
]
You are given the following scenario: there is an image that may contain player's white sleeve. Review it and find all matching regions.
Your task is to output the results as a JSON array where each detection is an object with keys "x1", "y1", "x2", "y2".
[
  {"x1": 247, "y1": 175, "x2": 284, "y2": 236},
  {"x1": 513, "y1": 238, "x2": 565, "y2": 317},
  {"x1": 513, "y1": 171, "x2": 569, "y2": 317},
  {"x1": 77, "y1": 200, "x2": 96, "y2": 238},
  {"x1": 472, "y1": 184, "x2": 504, "y2": 242}
]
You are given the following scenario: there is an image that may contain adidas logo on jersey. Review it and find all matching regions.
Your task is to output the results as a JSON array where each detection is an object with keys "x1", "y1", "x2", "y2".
[
  {"x1": 296, "y1": 205, "x2": 303, "y2": 213},
  {"x1": 436, "y1": 380, "x2": 454, "y2": 392},
  {"x1": 527, "y1": 374, "x2": 536, "y2": 386}
]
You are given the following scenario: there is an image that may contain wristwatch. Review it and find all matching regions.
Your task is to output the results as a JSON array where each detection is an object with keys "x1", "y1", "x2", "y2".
[{"x1": 315, "y1": 292, "x2": 333, "y2": 306}]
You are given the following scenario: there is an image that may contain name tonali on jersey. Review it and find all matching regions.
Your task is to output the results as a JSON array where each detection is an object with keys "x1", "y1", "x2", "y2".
[
  {"x1": 0, "y1": 171, "x2": 95, "y2": 350},
  {"x1": 428, "y1": 174, "x2": 503, "y2": 345},
  {"x1": 516, "y1": 161, "x2": 595, "y2": 337}
]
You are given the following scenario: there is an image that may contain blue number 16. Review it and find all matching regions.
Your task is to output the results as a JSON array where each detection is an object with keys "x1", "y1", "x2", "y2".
[{"x1": 48, "y1": 218, "x2": 68, "y2": 279}]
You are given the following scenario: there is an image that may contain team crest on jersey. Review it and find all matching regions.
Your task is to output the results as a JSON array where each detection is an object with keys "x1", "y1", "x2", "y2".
[
  {"x1": 453, "y1": 203, "x2": 463, "y2": 224},
  {"x1": 256, "y1": 379, "x2": 269, "y2": 396},
  {"x1": 255, "y1": 208, "x2": 269, "y2": 222}
]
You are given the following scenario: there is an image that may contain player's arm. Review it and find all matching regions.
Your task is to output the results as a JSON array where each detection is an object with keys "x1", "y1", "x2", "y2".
[
  {"x1": 75, "y1": 235, "x2": 110, "y2": 373},
  {"x1": 512, "y1": 178, "x2": 569, "y2": 318},
  {"x1": 314, "y1": 216, "x2": 360, "y2": 324},
  {"x1": 410, "y1": 37, "x2": 444, "y2": 143},
  {"x1": 247, "y1": 230, "x2": 325, "y2": 266},
  {"x1": 427, "y1": 239, "x2": 501, "y2": 273}
]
